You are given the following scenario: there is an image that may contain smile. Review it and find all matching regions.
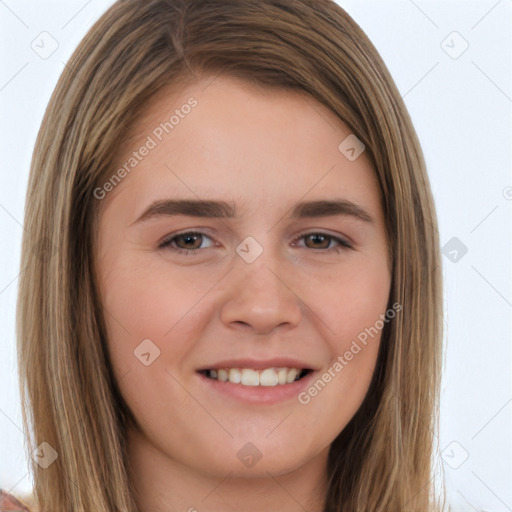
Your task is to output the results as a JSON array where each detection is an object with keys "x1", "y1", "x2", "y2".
[{"x1": 199, "y1": 367, "x2": 312, "y2": 387}]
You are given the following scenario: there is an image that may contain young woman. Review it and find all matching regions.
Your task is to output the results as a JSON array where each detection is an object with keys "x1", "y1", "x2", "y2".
[{"x1": 8, "y1": 0, "x2": 443, "y2": 510}]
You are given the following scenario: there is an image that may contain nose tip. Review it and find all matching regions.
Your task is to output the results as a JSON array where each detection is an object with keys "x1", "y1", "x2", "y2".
[
  {"x1": 231, "y1": 310, "x2": 292, "y2": 336},
  {"x1": 219, "y1": 262, "x2": 302, "y2": 335}
]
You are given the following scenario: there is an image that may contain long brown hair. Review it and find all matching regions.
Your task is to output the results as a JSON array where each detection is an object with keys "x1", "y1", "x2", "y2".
[{"x1": 17, "y1": 1, "x2": 444, "y2": 510}]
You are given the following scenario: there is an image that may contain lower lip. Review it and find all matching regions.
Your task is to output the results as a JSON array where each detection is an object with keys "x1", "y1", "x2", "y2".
[{"x1": 196, "y1": 371, "x2": 316, "y2": 405}]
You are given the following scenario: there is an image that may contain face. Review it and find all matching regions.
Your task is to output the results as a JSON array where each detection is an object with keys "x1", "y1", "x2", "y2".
[{"x1": 95, "y1": 75, "x2": 391, "y2": 480}]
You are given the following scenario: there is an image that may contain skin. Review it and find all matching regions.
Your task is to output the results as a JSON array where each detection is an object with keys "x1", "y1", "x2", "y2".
[{"x1": 95, "y1": 75, "x2": 391, "y2": 512}]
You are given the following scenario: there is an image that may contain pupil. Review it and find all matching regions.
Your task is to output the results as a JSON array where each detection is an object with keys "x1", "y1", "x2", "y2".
[
  {"x1": 180, "y1": 234, "x2": 200, "y2": 249},
  {"x1": 308, "y1": 234, "x2": 328, "y2": 248}
]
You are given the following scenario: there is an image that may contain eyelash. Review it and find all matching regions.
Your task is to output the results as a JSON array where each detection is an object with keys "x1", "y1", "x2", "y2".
[{"x1": 158, "y1": 230, "x2": 353, "y2": 256}]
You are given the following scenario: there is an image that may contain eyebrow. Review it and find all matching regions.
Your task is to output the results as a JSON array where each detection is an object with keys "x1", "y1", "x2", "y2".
[{"x1": 132, "y1": 198, "x2": 374, "y2": 225}]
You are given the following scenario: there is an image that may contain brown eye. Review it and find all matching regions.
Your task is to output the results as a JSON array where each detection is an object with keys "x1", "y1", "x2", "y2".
[
  {"x1": 174, "y1": 233, "x2": 203, "y2": 250},
  {"x1": 159, "y1": 231, "x2": 215, "y2": 254},
  {"x1": 294, "y1": 232, "x2": 353, "y2": 252},
  {"x1": 304, "y1": 233, "x2": 331, "y2": 249}
]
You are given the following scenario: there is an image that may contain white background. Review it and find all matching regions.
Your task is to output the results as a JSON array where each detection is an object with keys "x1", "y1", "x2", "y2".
[{"x1": 1, "y1": 1, "x2": 511, "y2": 510}]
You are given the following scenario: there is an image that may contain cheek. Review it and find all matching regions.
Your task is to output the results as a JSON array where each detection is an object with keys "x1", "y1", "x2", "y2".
[
  {"x1": 99, "y1": 255, "x2": 216, "y2": 438},
  {"x1": 100, "y1": 253, "x2": 224, "y2": 365},
  {"x1": 311, "y1": 253, "x2": 392, "y2": 348},
  {"x1": 295, "y1": 255, "x2": 390, "y2": 424}
]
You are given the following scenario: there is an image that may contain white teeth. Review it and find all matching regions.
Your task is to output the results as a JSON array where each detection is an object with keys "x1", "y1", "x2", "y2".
[
  {"x1": 240, "y1": 369, "x2": 259, "y2": 386},
  {"x1": 259, "y1": 368, "x2": 279, "y2": 386},
  {"x1": 229, "y1": 368, "x2": 241, "y2": 384},
  {"x1": 277, "y1": 368, "x2": 288, "y2": 385},
  {"x1": 205, "y1": 367, "x2": 306, "y2": 386},
  {"x1": 286, "y1": 368, "x2": 298, "y2": 383}
]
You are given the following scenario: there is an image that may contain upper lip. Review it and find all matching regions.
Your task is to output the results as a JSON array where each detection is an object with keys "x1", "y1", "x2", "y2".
[{"x1": 197, "y1": 358, "x2": 317, "y2": 371}]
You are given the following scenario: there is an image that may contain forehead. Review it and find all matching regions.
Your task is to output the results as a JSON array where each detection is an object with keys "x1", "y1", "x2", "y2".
[{"x1": 99, "y1": 74, "x2": 383, "y2": 223}]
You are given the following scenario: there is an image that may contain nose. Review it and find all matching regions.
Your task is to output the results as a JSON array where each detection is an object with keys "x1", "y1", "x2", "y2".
[{"x1": 219, "y1": 254, "x2": 303, "y2": 335}]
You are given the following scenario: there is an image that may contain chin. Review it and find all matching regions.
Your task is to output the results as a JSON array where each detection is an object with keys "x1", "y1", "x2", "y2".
[{"x1": 189, "y1": 433, "x2": 327, "y2": 480}]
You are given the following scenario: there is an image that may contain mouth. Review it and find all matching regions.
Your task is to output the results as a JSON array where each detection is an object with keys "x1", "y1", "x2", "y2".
[{"x1": 198, "y1": 367, "x2": 313, "y2": 387}]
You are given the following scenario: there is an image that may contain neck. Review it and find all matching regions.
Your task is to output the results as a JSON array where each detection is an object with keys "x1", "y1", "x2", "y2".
[{"x1": 126, "y1": 427, "x2": 329, "y2": 512}]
